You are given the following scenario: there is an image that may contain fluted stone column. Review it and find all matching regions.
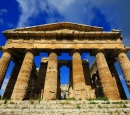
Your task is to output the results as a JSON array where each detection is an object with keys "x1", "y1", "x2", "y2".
[
  {"x1": 83, "y1": 61, "x2": 91, "y2": 86},
  {"x1": 2, "y1": 59, "x2": 22, "y2": 99},
  {"x1": 11, "y1": 52, "x2": 34, "y2": 100},
  {"x1": 43, "y1": 52, "x2": 59, "y2": 100},
  {"x1": 57, "y1": 65, "x2": 61, "y2": 99},
  {"x1": 0, "y1": 52, "x2": 11, "y2": 88},
  {"x1": 95, "y1": 73, "x2": 104, "y2": 97},
  {"x1": 83, "y1": 61, "x2": 95, "y2": 99},
  {"x1": 118, "y1": 52, "x2": 130, "y2": 91},
  {"x1": 68, "y1": 67, "x2": 74, "y2": 98},
  {"x1": 108, "y1": 61, "x2": 127, "y2": 99},
  {"x1": 36, "y1": 59, "x2": 48, "y2": 99},
  {"x1": 72, "y1": 52, "x2": 86, "y2": 100},
  {"x1": 24, "y1": 73, "x2": 34, "y2": 100},
  {"x1": 96, "y1": 52, "x2": 120, "y2": 100}
]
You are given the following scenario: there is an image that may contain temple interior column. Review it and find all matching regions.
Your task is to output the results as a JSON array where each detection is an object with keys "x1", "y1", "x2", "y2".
[
  {"x1": 57, "y1": 65, "x2": 61, "y2": 99},
  {"x1": 94, "y1": 72, "x2": 104, "y2": 97},
  {"x1": 36, "y1": 58, "x2": 48, "y2": 99},
  {"x1": 24, "y1": 65, "x2": 38, "y2": 100},
  {"x1": 107, "y1": 60, "x2": 127, "y2": 99},
  {"x1": 0, "y1": 52, "x2": 11, "y2": 88},
  {"x1": 43, "y1": 52, "x2": 59, "y2": 100},
  {"x1": 96, "y1": 52, "x2": 121, "y2": 100},
  {"x1": 11, "y1": 52, "x2": 34, "y2": 100},
  {"x1": 72, "y1": 51, "x2": 86, "y2": 100},
  {"x1": 89, "y1": 60, "x2": 104, "y2": 97},
  {"x1": 2, "y1": 58, "x2": 23, "y2": 99},
  {"x1": 82, "y1": 60, "x2": 95, "y2": 99},
  {"x1": 68, "y1": 66, "x2": 73, "y2": 98},
  {"x1": 118, "y1": 52, "x2": 130, "y2": 91}
]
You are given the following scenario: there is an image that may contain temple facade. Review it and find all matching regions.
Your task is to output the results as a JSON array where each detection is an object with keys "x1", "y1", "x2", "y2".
[{"x1": 0, "y1": 22, "x2": 129, "y2": 100}]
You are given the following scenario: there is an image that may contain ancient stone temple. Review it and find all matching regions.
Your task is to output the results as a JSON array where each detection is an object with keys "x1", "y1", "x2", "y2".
[{"x1": 0, "y1": 22, "x2": 129, "y2": 101}]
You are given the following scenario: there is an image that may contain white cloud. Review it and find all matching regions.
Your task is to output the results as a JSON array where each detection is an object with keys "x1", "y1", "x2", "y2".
[
  {"x1": 0, "y1": 18, "x2": 4, "y2": 24},
  {"x1": 7, "y1": 23, "x2": 15, "y2": 28},
  {"x1": 0, "y1": 9, "x2": 8, "y2": 25},
  {"x1": 16, "y1": 0, "x2": 48, "y2": 27},
  {"x1": 0, "y1": 9, "x2": 7, "y2": 15}
]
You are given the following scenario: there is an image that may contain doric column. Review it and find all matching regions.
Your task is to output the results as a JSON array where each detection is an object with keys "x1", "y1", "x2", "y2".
[
  {"x1": 107, "y1": 60, "x2": 127, "y2": 99},
  {"x1": 11, "y1": 52, "x2": 34, "y2": 100},
  {"x1": 83, "y1": 61, "x2": 91, "y2": 86},
  {"x1": 68, "y1": 67, "x2": 74, "y2": 98},
  {"x1": 82, "y1": 60, "x2": 95, "y2": 99},
  {"x1": 36, "y1": 58, "x2": 48, "y2": 99},
  {"x1": 72, "y1": 51, "x2": 86, "y2": 100},
  {"x1": 95, "y1": 72, "x2": 104, "y2": 97},
  {"x1": 43, "y1": 52, "x2": 59, "y2": 100},
  {"x1": 0, "y1": 52, "x2": 11, "y2": 88},
  {"x1": 2, "y1": 59, "x2": 22, "y2": 99},
  {"x1": 57, "y1": 65, "x2": 61, "y2": 99},
  {"x1": 96, "y1": 52, "x2": 120, "y2": 100},
  {"x1": 118, "y1": 52, "x2": 130, "y2": 91}
]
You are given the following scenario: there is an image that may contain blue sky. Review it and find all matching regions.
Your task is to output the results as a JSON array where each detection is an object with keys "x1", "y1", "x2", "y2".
[{"x1": 0, "y1": 0, "x2": 130, "y2": 99}]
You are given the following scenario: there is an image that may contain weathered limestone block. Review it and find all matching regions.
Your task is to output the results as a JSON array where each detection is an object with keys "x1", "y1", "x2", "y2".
[
  {"x1": 11, "y1": 52, "x2": 34, "y2": 100},
  {"x1": 2, "y1": 59, "x2": 22, "y2": 99},
  {"x1": 0, "y1": 52, "x2": 11, "y2": 88},
  {"x1": 96, "y1": 52, "x2": 121, "y2": 100},
  {"x1": 72, "y1": 52, "x2": 86, "y2": 100},
  {"x1": 118, "y1": 52, "x2": 130, "y2": 91},
  {"x1": 43, "y1": 52, "x2": 59, "y2": 100},
  {"x1": 108, "y1": 60, "x2": 127, "y2": 99}
]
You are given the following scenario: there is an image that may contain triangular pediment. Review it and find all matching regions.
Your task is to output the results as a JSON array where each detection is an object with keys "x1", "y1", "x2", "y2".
[{"x1": 3, "y1": 22, "x2": 103, "y2": 32}]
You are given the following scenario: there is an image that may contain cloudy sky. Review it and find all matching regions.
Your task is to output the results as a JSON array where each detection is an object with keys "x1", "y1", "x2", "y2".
[{"x1": 0, "y1": 0, "x2": 130, "y2": 98}]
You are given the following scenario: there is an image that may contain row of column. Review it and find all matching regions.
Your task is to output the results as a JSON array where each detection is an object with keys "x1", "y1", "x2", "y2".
[{"x1": 0, "y1": 50, "x2": 130, "y2": 100}]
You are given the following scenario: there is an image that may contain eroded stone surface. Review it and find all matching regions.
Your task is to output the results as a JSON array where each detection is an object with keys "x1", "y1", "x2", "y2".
[
  {"x1": 72, "y1": 52, "x2": 86, "y2": 100},
  {"x1": 43, "y1": 52, "x2": 59, "y2": 100},
  {"x1": 118, "y1": 52, "x2": 130, "y2": 91},
  {"x1": 11, "y1": 52, "x2": 34, "y2": 100},
  {"x1": 0, "y1": 52, "x2": 11, "y2": 88},
  {"x1": 2, "y1": 59, "x2": 22, "y2": 99},
  {"x1": 83, "y1": 60, "x2": 95, "y2": 99},
  {"x1": 107, "y1": 60, "x2": 127, "y2": 99},
  {"x1": 96, "y1": 52, "x2": 121, "y2": 100},
  {"x1": 36, "y1": 58, "x2": 47, "y2": 99}
]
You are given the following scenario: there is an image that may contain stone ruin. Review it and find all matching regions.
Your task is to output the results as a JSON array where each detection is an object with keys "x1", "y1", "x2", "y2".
[{"x1": 0, "y1": 22, "x2": 130, "y2": 101}]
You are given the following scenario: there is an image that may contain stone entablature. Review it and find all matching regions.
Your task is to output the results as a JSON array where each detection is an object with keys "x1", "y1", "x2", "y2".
[
  {"x1": 0, "y1": 22, "x2": 130, "y2": 101},
  {"x1": 2, "y1": 22, "x2": 124, "y2": 51}
]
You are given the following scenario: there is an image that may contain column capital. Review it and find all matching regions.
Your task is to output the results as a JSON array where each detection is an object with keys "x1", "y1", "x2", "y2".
[
  {"x1": 90, "y1": 48, "x2": 106, "y2": 56},
  {"x1": 47, "y1": 49, "x2": 61, "y2": 56},
  {"x1": 24, "y1": 48, "x2": 38, "y2": 55},
  {"x1": 110, "y1": 48, "x2": 127, "y2": 58},
  {"x1": 92, "y1": 48, "x2": 105, "y2": 55},
  {"x1": 1, "y1": 47, "x2": 12, "y2": 55},
  {"x1": 69, "y1": 49, "x2": 82, "y2": 56}
]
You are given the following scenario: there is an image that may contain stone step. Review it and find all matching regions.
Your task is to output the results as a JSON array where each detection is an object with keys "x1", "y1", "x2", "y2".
[
  {"x1": 0, "y1": 100, "x2": 130, "y2": 115},
  {"x1": 0, "y1": 108, "x2": 129, "y2": 115},
  {"x1": 0, "y1": 103, "x2": 129, "y2": 109}
]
